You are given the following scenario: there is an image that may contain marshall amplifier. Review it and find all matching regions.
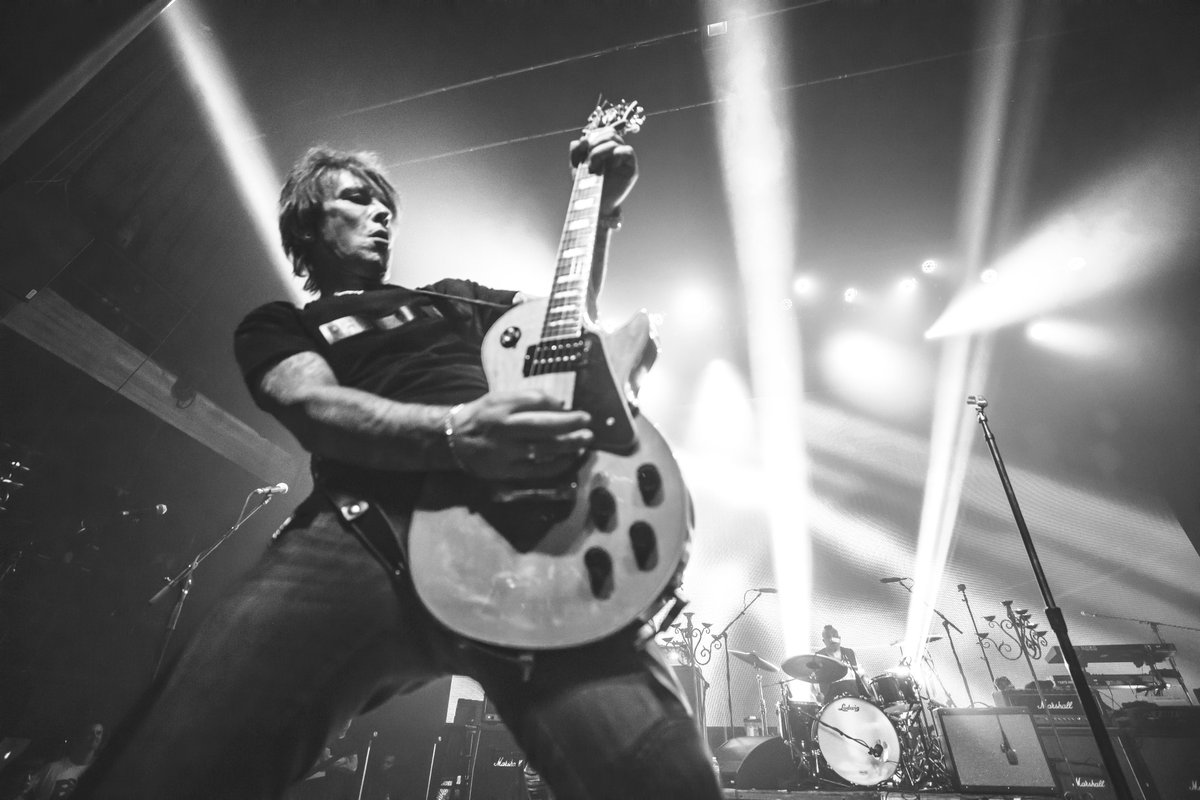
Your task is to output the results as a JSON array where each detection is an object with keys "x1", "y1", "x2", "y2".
[{"x1": 1035, "y1": 725, "x2": 1139, "y2": 800}]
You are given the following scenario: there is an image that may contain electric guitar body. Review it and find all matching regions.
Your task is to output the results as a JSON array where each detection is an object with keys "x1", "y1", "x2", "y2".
[{"x1": 406, "y1": 102, "x2": 693, "y2": 650}]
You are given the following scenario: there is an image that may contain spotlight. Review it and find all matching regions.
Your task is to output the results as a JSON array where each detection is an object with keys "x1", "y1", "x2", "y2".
[
  {"x1": 897, "y1": 276, "x2": 918, "y2": 294},
  {"x1": 781, "y1": 298, "x2": 794, "y2": 311},
  {"x1": 1068, "y1": 256, "x2": 1087, "y2": 271},
  {"x1": 793, "y1": 274, "x2": 817, "y2": 297},
  {"x1": 843, "y1": 287, "x2": 859, "y2": 303},
  {"x1": 920, "y1": 259, "x2": 937, "y2": 274},
  {"x1": 980, "y1": 268, "x2": 998, "y2": 284}
]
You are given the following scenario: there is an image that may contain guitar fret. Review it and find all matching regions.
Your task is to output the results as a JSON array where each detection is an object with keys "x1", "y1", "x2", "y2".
[
  {"x1": 567, "y1": 218, "x2": 590, "y2": 231},
  {"x1": 571, "y1": 197, "x2": 596, "y2": 210},
  {"x1": 578, "y1": 175, "x2": 601, "y2": 189}
]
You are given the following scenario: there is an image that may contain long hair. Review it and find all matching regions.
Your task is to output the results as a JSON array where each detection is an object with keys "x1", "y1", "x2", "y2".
[{"x1": 278, "y1": 147, "x2": 399, "y2": 294}]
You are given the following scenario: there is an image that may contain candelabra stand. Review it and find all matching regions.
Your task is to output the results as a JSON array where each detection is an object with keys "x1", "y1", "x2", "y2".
[
  {"x1": 981, "y1": 600, "x2": 1049, "y2": 663},
  {"x1": 661, "y1": 611, "x2": 721, "y2": 731}
]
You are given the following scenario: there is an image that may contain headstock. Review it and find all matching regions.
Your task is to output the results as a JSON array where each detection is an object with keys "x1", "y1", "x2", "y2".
[{"x1": 584, "y1": 99, "x2": 646, "y2": 136}]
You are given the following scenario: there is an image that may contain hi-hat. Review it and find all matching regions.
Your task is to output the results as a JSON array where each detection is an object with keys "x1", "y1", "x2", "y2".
[
  {"x1": 781, "y1": 653, "x2": 848, "y2": 684},
  {"x1": 729, "y1": 650, "x2": 781, "y2": 673}
]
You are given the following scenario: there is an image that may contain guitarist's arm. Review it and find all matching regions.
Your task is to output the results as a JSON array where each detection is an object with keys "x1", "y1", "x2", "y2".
[{"x1": 256, "y1": 353, "x2": 591, "y2": 480}]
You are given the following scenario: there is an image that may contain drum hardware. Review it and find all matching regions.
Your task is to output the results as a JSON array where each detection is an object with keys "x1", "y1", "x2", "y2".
[
  {"x1": 730, "y1": 649, "x2": 782, "y2": 736},
  {"x1": 780, "y1": 652, "x2": 848, "y2": 686}
]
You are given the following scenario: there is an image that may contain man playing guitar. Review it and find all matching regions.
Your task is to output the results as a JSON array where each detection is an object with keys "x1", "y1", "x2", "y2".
[{"x1": 78, "y1": 117, "x2": 719, "y2": 800}]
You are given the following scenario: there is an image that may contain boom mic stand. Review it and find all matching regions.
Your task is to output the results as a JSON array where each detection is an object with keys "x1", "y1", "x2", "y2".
[
  {"x1": 967, "y1": 395, "x2": 1134, "y2": 800},
  {"x1": 714, "y1": 590, "x2": 769, "y2": 741},
  {"x1": 887, "y1": 579, "x2": 973, "y2": 706},
  {"x1": 148, "y1": 488, "x2": 279, "y2": 679}
]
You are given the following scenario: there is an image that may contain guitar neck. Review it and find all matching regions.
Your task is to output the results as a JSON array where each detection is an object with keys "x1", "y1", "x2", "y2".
[{"x1": 542, "y1": 163, "x2": 604, "y2": 340}]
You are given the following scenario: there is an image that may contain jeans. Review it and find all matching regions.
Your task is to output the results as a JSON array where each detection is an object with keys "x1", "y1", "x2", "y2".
[{"x1": 77, "y1": 495, "x2": 720, "y2": 800}]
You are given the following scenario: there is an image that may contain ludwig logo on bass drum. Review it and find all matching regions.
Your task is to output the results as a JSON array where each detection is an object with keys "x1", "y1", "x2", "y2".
[{"x1": 837, "y1": 702, "x2": 861, "y2": 712}]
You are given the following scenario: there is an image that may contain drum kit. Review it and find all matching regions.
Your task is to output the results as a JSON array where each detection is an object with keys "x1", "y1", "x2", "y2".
[{"x1": 731, "y1": 647, "x2": 950, "y2": 789}]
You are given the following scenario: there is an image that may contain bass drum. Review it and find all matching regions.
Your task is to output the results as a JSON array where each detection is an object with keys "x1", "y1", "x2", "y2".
[{"x1": 812, "y1": 697, "x2": 901, "y2": 786}]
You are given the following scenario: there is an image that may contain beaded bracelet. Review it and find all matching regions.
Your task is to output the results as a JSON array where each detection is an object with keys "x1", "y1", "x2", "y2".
[{"x1": 441, "y1": 403, "x2": 470, "y2": 473}]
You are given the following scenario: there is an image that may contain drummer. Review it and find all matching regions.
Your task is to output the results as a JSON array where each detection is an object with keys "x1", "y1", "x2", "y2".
[{"x1": 815, "y1": 624, "x2": 868, "y2": 702}]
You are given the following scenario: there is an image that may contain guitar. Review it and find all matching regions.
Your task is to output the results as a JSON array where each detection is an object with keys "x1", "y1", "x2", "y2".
[{"x1": 407, "y1": 102, "x2": 692, "y2": 650}]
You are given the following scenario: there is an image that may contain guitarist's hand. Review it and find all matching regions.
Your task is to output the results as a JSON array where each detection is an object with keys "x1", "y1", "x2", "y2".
[
  {"x1": 570, "y1": 126, "x2": 638, "y2": 215},
  {"x1": 451, "y1": 390, "x2": 593, "y2": 479}
]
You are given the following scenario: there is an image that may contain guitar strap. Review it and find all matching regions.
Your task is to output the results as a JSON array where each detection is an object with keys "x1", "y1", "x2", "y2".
[{"x1": 321, "y1": 487, "x2": 408, "y2": 586}]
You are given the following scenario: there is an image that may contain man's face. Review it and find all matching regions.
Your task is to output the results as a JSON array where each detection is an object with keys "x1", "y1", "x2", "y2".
[
  {"x1": 822, "y1": 629, "x2": 837, "y2": 648},
  {"x1": 88, "y1": 724, "x2": 104, "y2": 749},
  {"x1": 313, "y1": 169, "x2": 394, "y2": 283}
]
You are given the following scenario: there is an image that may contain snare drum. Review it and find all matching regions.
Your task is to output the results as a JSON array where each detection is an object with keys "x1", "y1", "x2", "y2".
[
  {"x1": 869, "y1": 670, "x2": 919, "y2": 715},
  {"x1": 812, "y1": 697, "x2": 900, "y2": 785}
]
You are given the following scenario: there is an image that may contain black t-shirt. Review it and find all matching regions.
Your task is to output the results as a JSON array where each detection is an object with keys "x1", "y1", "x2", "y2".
[{"x1": 233, "y1": 278, "x2": 516, "y2": 493}]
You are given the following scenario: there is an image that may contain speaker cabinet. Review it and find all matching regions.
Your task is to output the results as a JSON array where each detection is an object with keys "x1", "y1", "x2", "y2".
[
  {"x1": 1121, "y1": 732, "x2": 1200, "y2": 800},
  {"x1": 936, "y1": 708, "x2": 1056, "y2": 794},
  {"x1": 713, "y1": 736, "x2": 793, "y2": 790},
  {"x1": 1036, "y1": 725, "x2": 1140, "y2": 800},
  {"x1": 469, "y1": 724, "x2": 525, "y2": 800}
]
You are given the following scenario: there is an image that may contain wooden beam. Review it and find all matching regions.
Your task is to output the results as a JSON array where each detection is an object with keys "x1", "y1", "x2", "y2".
[{"x1": 2, "y1": 289, "x2": 298, "y2": 484}]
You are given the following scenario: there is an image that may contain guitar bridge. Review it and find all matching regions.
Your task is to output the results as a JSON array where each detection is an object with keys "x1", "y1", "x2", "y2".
[{"x1": 523, "y1": 337, "x2": 590, "y2": 376}]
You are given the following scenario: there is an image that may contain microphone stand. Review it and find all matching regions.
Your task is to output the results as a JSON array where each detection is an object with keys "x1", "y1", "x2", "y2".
[
  {"x1": 356, "y1": 730, "x2": 377, "y2": 800},
  {"x1": 714, "y1": 590, "x2": 768, "y2": 741},
  {"x1": 889, "y1": 579, "x2": 972, "y2": 706},
  {"x1": 149, "y1": 490, "x2": 278, "y2": 679},
  {"x1": 1082, "y1": 610, "x2": 1199, "y2": 705},
  {"x1": 958, "y1": 584, "x2": 999, "y2": 694},
  {"x1": 967, "y1": 396, "x2": 1134, "y2": 800}
]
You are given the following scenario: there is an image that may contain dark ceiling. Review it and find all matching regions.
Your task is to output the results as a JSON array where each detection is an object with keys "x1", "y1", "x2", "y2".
[{"x1": 1, "y1": 0, "x2": 1198, "y2": 746}]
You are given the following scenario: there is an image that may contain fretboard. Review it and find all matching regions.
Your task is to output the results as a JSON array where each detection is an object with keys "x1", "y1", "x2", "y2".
[{"x1": 541, "y1": 165, "x2": 603, "y2": 340}]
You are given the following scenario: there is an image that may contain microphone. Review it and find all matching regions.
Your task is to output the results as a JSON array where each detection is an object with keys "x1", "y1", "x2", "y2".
[
  {"x1": 966, "y1": 395, "x2": 988, "y2": 409},
  {"x1": 880, "y1": 577, "x2": 908, "y2": 583},
  {"x1": 957, "y1": 583, "x2": 966, "y2": 591},
  {"x1": 120, "y1": 504, "x2": 168, "y2": 518},
  {"x1": 753, "y1": 587, "x2": 778, "y2": 594},
  {"x1": 867, "y1": 741, "x2": 884, "y2": 759},
  {"x1": 254, "y1": 483, "x2": 289, "y2": 495},
  {"x1": 1001, "y1": 730, "x2": 1018, "y2": 765}
]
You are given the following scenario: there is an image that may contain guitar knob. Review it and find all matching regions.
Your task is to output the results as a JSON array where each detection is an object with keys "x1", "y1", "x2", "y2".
[
  {"x1": 499, "y1": 327, "x2": 521, "y2": 348},
  {"x1": 628, "y1": 522, "x2": 657, "y2": 571},
  {"x1": 636, "y1": 464, "x2": 662, "y2": 505},
  {"x1": 584, "y1": 548, "x2": 614, "y2": 599},
  {"x1": 588, "y1": 487, "x2": 617, "y2": 530}
]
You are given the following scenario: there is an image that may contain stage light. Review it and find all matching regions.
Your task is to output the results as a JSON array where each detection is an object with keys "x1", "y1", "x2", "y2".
[
  {"x1": 704, "y1": 0, "x2": 810, "y2": 655},
  {"x1": 1025, "y1": 317, "x2": 1114, "y2": 360},
  {"x1": 670, "y1": 281, "x2": 721, "y2": 334},
  {"x1": 926, "y1": 154, "x2": 1193, "y2": 340},
  {"x1": 162, "y1": 1, "x2": 300, "y2": 302},
  {"x1": 793, "y1": 274, "x2": 817, "y2": 297},
  {"x1": 843, "y1": 287, "x2": 859, "y2": 303},
  {"x1": 897, "y1": 276, "x2": 918, "y2": 294},
  {"x1": 819, "y1": 330, "x2": 933, "y2": 422},
  {"x1": 979, "y1": 268, "x2": 998, "y2": 284},
  {"x1": 921, "y1": 259, "x2": 937, "y2": 274},
  {"x1": 781, "y1": 298, "x2": 793, "y2": 311}
]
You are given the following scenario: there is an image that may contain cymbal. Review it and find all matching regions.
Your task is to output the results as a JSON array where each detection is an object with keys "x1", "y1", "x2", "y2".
[
  {"x1": 729, "y1": 650, "x2": 782, "y2": 673},
  {"x1": 781, "y1": 653, "x2": 848, "y2": 684}
]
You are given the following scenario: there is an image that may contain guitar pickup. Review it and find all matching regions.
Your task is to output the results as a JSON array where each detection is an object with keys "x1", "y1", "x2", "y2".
[{"x1": 523, "y1": 337, "x2": 590, "y2": 376}]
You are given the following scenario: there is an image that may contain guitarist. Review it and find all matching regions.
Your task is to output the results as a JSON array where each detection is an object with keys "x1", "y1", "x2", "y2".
[{"x1": 78, "y1": 128, "x2": 720, "y2": 800}]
